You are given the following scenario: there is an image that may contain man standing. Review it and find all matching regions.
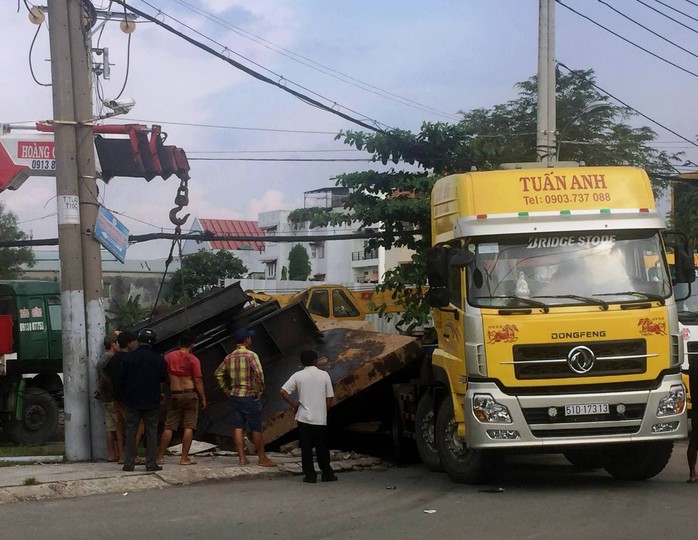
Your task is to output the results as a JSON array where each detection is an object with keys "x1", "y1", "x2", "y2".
[
  {"x1": 280, "y1": 349, "x2": 337, "y2": 483},
  {"x1": 215, "y1": 327, "x2": 275, "y2": 467},
  {"x1": 96, "y1": 332, "x2": 120, "y2": 462},
  {"x1": 157, "y1": 332, "x2": 207, "y2": 466},
  {"x1": 120, "y1": 328, "x2": 168, "y2": 472},
  {"x1": 688, "y1": 354, "x2": 698, "y2": 483}
]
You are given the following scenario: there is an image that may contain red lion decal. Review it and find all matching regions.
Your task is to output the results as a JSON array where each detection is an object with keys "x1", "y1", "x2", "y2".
[
  {"x1": 638, "y1": 318, "x2": 666, "y2": 336},
  {"x1": 488, "y1": 324, "x2": 519, "y2": 344}
]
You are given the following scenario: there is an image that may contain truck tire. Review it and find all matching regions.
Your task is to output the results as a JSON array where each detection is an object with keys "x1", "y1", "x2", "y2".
[
  {"x1": 415, "y1": 393, "x2": 443, "y2": 472},
  {"x1": 602, "y1": 441, "x2": 674, "y2": 481},
  {"x1": 7, "y1": 387, "x2": 60, "y2": 446},
  {"x1": 563, "y1": 447, "x2": 603, "y2": 470},
  {"x1": 435, "y1": 397, "x2": 489, "y2": 484}
]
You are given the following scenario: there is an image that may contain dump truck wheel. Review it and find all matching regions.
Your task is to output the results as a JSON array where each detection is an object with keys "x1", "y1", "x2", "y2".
[
  {"x1": 7, "y1": 387, "x2": 60, "y2": 446},
  {"x1": 415, "y1": 393, "x2": 443, "y2": 472},
  {"x1": 563, "y1": 448, "x2": 603, "y2": 470},
  {"x1": 435, "y1": 397, "x2": 488, "y2": 484},
  {"x1": 602, "y1": 441, "x2": 674, "y2": 481}
]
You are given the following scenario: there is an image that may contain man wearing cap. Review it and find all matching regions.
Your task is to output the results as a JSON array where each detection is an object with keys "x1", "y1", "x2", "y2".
[
  {"x1": 120, "y1": 328, "x2": 168, "y2": 472},
  {"x1": 215, "y1": 327, "x2": 276, "y2": 467}
]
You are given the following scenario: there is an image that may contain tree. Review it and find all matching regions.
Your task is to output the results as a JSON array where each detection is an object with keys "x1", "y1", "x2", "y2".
[
  {"x1": 166, "y1": 249, "x2": 247, "y2": 305},
  {"x1": 0, "y1": 201, "x2": 34, "y2": 278},
  {"x1": 106, "y1": 294, "x2": 150, "y2": 330},
  {"x1": 316, "y1": 68, "x2": 682, "y2": 328},
  {"x1": 288, "y1": 245, "x2": 311, "y2": 281}
]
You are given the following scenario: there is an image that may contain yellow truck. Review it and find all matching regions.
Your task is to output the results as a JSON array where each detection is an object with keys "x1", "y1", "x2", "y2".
[
  {"x1": 413, "y1": 165, "x2": 694, "y2": 483},
  {"x1": 247, "y1": 285, "x2": 406, "y2": 328}
]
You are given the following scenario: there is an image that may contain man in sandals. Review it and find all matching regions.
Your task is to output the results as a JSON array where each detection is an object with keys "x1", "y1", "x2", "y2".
[
  {"x1": 215, "y1": 327, "x2": 275, "y2": 468},
  {"x1": 157, "y1": 332, "x2": 207, "y2": 466}
]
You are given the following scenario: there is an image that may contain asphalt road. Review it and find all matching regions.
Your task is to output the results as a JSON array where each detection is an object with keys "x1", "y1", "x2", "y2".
[{"x1": 1, "y1": 441, "x2": 695, "y2": 540}]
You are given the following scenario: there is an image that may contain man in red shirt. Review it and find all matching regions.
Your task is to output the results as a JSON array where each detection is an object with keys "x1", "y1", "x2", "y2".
[{"x1": 157, "y1": 332, "x2": 207, "y2": 466}]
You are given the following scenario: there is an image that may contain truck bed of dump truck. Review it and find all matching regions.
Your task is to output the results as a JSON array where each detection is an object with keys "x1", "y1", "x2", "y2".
[{"x1": 130, "y1": 282, "x2": 422, "y2": 445}]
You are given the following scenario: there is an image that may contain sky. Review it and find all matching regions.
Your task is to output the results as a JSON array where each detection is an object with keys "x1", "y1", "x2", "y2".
[{"x1": 1, "y1": 0, "x2": 697, "y2": 260}]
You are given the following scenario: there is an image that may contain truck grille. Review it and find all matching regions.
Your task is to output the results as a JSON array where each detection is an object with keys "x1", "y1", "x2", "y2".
[
  {"x1": 530, "y1": 426, "x2": 639, "y2": 438},
  {"x1": 512, "y1": 339, "x2": 647, "y2": 380}
]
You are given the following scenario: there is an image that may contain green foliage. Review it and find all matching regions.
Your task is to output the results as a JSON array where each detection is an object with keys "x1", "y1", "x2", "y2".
[
  {"x1": 325, "y1": 68, "x2": 682, "y2": 328},
  {"x1": 0, "y1": 201, "x2": 34, "y2": 278},
  {"x1": 106, "y1": 294, "x2": 150, "y2": 329},
  {"x1": 288, "y1": 244, "x2": 311, "y2": 281},
  {"x1": 166, "y1": 249, "x2": 247, "y2": 305},
  {"x1": 670, "y1": 181, "x2": 698, "y2": 246},
  {"x1": 288, "y1": 207, "x2": 333, "y2": 228}
]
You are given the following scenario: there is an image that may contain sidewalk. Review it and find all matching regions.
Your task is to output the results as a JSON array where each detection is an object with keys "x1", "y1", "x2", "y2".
[{"x1": 0, "y1": 449, "x2": 388, "y2": 505}]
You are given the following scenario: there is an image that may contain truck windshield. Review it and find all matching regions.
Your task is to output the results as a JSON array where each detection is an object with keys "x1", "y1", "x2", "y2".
[{"x1": 467, "y1": 230, "x2": 671, "y2": 308}]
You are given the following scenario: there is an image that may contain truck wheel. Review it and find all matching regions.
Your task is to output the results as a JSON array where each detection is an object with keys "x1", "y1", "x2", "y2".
[
  {"x1": 435, "y1": 397, "x2": 489, "y2": 484},
  {"x1": 602, "y1": 441, "x2": 674, "y2": 481},
  {"x1": 415, "y1": 393, "x2": 443, "y2": 472},
  {"x1": 563, "y1": 447, "x2": 603, "y2": 470},
  {"x1": 7, "y1": 387, "x2": 60, "y2": 446}
]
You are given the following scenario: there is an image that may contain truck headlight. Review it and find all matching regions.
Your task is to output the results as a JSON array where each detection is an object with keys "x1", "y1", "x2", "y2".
[
  {"x1": 472, "y1": 394, "x2": 512, "y2": 423},
  {"x1": 656, "y1": 384, "x2": 686, "y2": 417}
]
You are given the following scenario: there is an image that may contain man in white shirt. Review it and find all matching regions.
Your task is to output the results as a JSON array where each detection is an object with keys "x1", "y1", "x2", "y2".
[{"x1": 280, "y1": 349, "x2": 337, "y2": 483}]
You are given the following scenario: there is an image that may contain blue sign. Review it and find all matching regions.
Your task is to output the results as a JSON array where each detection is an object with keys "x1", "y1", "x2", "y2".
[{"x1": 95, "y1": 206, "x2": 129, "y2": 263}]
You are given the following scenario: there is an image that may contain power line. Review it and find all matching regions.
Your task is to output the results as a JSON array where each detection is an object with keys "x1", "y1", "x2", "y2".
[
  {"x1": 188, "y1": 157, "x2": 377, "y2": 162},
  {"x1": 557, "y1": 62, "x2": 698, "y2": 149},
  {"x1": 597, "y1": 0, "x2": 698, "y2": 59},
  {"x1": 120, "y1": 117, "x2": 339, "y2": 134},
  {"x1": 557, "y1": 0, "x2": 698, "y2": 78},
  {"x1": 169, "y1": 0, "x2": 459, "y2": 121},
  {"x1": 112, "y1": 0, "x2": 388, "y2": 133},
  {"x1": 635, "y1": 0, "x2": 698, "y2": 33}
]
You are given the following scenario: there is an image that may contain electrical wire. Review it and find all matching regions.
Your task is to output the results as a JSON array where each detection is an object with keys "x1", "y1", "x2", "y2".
[
  {"x1": 597, "y1": 0, "x2": 698, "y2": 59},
  {"x1": 169, "y1": 0, "x2": 459, "y2": 121},
  {"x1": 653, "y1": 0, "x2": 698, "y2": 24},
  {"x1": 557, "y1": 0, "x2": 698, "y2": 78},
  {"x1": 120, "y1": 117, "x2": 339, "y2": 135},
  {"x1": 115, "y1": 0, "x2": 388, "y2": 132},
  {"x1": 187, "y1": 157, "x2": 378, "y2": 162},
  {"x1": 28, "y1": 22, "x2": 51, "y2": 87},
  {"x1": 557, "y1": 62, "x2": 698, "y2": 149},
  {"x1": 113, "y1": 32, "x2": 132, "y2": 100},
  {"x1": 635, "y1": 0, "x2": 698, "y2": 33}
]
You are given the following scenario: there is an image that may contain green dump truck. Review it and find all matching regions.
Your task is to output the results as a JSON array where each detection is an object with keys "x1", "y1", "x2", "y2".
[{"x1": 0, "y1": 280, "x2": 62, "y2": 445}]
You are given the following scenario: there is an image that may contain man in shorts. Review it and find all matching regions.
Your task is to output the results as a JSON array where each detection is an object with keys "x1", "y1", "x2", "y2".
[
  {"x1": 215, "y1": 327, "x2": 275, "y2": 467},
  {"x1": 97, "y1": 332, "x2": 121, "y2": 462},
  {"x1": 157, "y1": 332, "x2": 207, "y2": 466}
]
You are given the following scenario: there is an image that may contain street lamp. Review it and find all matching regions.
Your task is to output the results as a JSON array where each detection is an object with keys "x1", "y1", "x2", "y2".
[{"x1": 555, "y1": 101, "x2": 611, "y2": 163}]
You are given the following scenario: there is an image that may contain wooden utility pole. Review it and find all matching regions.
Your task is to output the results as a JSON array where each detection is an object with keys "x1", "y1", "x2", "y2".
[{"x1": 48, "y1": 0, "x2": 105, "y2": 460}]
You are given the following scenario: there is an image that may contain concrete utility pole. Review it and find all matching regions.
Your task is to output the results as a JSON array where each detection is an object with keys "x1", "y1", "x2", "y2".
[
  {"x1": 65, "y1": 0, "x2": 107, "y2": 460},
  {"x1": 537, "y1": 0, "x2": 556, "y2": 166},
  {"x1": 48, "y1": 0, "x2": 103, "y2": 461}
]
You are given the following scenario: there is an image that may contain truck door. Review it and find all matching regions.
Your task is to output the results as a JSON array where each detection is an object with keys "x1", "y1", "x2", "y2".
[
  {"x1": 46, "y1": 295, "x2": 61, "y2": 360},
  {"x1": 24, "y1": 296, "x2": 49, "y2": 359}
]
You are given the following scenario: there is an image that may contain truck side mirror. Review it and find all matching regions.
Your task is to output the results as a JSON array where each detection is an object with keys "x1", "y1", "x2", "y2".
[
  {"x1": 664, "y1": 231, "x2": 695, "y2": 285},
  {"x1": 426, "y1": 247, "x2": 449, "y2": 288},
  {"x1": 427, "y1": 287, "x2": 450, "y2": 308},
  {"x1": 449, "y1": 248, "x2": 475, "y2": 269}
]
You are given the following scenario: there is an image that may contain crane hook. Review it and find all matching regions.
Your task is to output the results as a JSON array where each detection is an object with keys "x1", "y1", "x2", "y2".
[{"x1": 169, "y1": 205, "x2": 190, "y2": 227}]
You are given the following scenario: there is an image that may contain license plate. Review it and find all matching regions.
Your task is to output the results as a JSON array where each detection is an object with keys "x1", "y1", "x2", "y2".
[{"x1": 564, "y1": 403, "x2": 609, "y2": 416}]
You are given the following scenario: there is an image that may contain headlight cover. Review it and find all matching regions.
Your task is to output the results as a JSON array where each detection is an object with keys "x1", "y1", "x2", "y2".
[
  {"x1": 472, "y1": 394, "x2": 512, "y2": 423},
  {"x1": 656, "y1": 384, "x2": 686, "y2": 417}
]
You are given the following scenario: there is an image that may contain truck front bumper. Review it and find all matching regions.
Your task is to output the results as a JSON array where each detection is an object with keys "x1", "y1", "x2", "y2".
[{"x1": 464, "y1": 374, "x2": 688, "y2": 449}]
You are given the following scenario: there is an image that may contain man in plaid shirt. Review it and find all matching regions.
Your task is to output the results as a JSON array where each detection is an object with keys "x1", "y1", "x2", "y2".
[{"x1": 215, "y1": 327, "x2": 276, "y2": 467}]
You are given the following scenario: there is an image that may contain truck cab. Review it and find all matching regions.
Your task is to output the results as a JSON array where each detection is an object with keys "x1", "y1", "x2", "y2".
[{"x1": 425, "y1": 166, "x2": 692, "y2": 483}]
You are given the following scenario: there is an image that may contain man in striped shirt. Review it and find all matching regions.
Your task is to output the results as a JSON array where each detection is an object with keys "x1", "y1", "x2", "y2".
[{"x1": 215, "y1": 327, "x2": 276, "y2": 467}]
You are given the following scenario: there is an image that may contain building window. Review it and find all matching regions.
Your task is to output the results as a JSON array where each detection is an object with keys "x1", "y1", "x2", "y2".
[
  {"x1": 103, "y1": 282, "x2": 111, "y2": 299},
  {"x1": 266, "y1": 262, "x2": 277, "y2": 279},
  {"x1": 310, "y1": 243, "x2": 325, "y2": 259}
]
